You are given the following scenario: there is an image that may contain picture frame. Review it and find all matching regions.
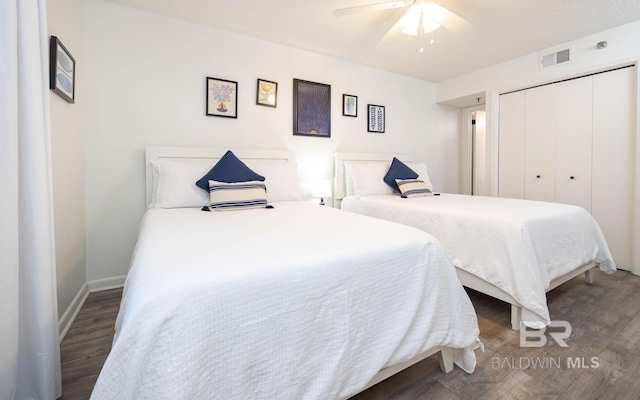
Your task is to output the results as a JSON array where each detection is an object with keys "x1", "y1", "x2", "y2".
[
  {"x1": 293, "y1": 79, "x2": 331, "y2": 138},
  {"x1": 206, "y1": 77, "x2": 238, "y2": 118},
  {"x1": 367, "y1": 104, "x2": 385, "y2": 133},
  {"x1": 49, "y1": 36, "x2": 76, "y2": 104},
  {"x1": 342, "y1": 94, "x2": 357, "y2": 117},
  {"x1": 256, "y1": 78, "x2": 278, "y2": 108}
]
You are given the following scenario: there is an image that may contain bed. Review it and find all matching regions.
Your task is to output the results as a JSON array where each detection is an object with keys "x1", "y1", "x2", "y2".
[
  {"x1": 90, "y1": 147, "x2": 481, "y2": 400},
  {"x1": 334, "y1": 152, "x2": 617, "y2": 330}
]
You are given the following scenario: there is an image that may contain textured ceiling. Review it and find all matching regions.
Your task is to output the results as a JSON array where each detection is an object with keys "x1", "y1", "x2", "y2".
[{"x1": 105, "y1": 0, "x2": 640, "y2": 82}]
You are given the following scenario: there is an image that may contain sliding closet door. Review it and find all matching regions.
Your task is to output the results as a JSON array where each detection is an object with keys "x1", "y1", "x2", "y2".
[
  {"x1": 498, "y1": 91, "x2": 526, "y2": 199},
  {"x1": 592, "y1": 66, "x2": 635, "y2": 270},
  {"x1": 555, "y1": 76, "x2": 593, "y2": 211},
  {"x1": 524, "y1": 84, "x2": 557, "y2": 202}
]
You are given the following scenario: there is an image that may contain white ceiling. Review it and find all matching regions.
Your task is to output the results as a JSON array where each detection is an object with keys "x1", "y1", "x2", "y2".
[{"x1": 105, "y1": 0, "x2": 640, "y2": 83}]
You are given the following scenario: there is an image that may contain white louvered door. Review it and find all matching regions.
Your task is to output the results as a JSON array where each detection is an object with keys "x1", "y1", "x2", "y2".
[
  {"x1": 592, "y1": 66, "x2": 635, "y2": 270},
  {"x1": 555, "y1": 76, "x2": 593, "y2": 211},
  {"x1": 524, "y1": 84, "x2": 557, "y2": 202}
]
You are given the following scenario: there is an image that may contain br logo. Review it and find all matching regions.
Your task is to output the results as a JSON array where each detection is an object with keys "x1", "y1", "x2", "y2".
[{"x1": 519, "y1": 321, "x2": 572, "y2": 347}]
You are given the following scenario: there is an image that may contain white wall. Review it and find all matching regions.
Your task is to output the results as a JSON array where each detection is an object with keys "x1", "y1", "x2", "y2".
[
  {"x1": 83, "y1": 0, "x2": 460, "y2": 281},
  {"x1": 437, "y1": 20, "x2": 640, "y2": 103},
  {"x1": 48, "y1": 0, "x2": 87, "y2": 319},
  {"x1": 437, "y1": 20, "x2": 640, "y2": 195}
]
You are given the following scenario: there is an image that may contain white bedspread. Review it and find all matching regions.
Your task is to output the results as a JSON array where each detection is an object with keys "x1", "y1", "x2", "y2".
[
  {"x1": 91, "y1": 202, "x2": 480, "y2": 400},
  {"x1": 341, "y1": 194, "x2": 616, "y2": 328}
]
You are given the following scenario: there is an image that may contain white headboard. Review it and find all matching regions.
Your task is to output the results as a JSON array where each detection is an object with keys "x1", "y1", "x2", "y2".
[
  {"x1": 334, "y1": 152, "x2": 415, "y2": 207},
  {"x1": 145, "y1": 147, "x2": 295, "y2": 206}
]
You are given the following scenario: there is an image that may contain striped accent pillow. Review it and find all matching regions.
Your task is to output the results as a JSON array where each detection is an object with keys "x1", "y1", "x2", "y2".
[
  {"x1": 209, "y1": 180, "x2": 268, "y2": 210},
  {"x1": 395, "y1": 179, "x2": 433, "y2": 198}
]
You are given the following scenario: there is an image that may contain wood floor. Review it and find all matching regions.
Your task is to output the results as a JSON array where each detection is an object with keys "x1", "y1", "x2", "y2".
[
  {"x1": 60, "y1": 269, "x2": 640, "y2": 399},
  {"x1": 59, "y1": 289, "x2": 122, "y2": 400}
]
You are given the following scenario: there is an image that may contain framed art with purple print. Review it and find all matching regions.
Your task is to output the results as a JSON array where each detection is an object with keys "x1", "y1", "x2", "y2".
[{"x1": 293, "y1": 79, "x2": 331, "y2": 138}]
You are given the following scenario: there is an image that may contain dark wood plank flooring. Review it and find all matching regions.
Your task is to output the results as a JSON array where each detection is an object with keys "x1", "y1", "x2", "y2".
[
  {"x1": 60, "y1": 270, "x2": 640, "y2": 399},
  {"x1": 59, "y1": 289, "x2": 122, "y2": 400}
]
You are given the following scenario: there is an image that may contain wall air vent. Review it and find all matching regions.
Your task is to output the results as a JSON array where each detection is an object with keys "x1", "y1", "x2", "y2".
[
  {"x1": 556, "y1": 48, "x2": 571, "y2": 63},
  {"x1": 540, "y1": 47, "x2": 572, "y2": 69}
]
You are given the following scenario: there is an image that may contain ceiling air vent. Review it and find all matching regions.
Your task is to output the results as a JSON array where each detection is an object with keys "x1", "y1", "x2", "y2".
[{"x1": 540, "y1": 47, "x2": 572, "y2": 69}]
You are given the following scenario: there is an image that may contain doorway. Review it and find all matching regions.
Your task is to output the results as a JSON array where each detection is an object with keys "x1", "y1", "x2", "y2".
[
  {"x1": 462, "y1": 106, "x2": 486, "y2": 195},
  {"x1": 472, "y1": 110, "x2": 487, "y2": 195}
]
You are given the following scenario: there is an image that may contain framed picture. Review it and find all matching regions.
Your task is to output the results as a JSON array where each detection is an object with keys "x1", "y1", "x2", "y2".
[
  {"x1": 49, "y1": 36, "x2": 75, "y2": 104},
  {"x1": 256, "y1": 79, "x2": 278, "y2": 108},
  {"x1": 367, "y1": 104, "x2": 385, "y2": 133},
  {"x1": 293, "y1": 79, "x2": 331, "y2": 138},
  {"x1": 206, "y1": 77, "x2": 238, "y2": 118},
  {"x1": 342, "y1": 94, "x2": 357, "y2": 117}
]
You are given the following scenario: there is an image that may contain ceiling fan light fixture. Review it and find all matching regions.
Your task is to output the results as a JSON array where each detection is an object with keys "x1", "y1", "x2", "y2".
[{"x1": 400, "y1": 2, "x2": 445, "y2": 36}]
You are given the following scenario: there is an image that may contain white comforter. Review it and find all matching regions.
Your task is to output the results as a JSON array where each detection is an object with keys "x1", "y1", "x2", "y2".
[
  {"x1": 91, "y1": 202, "x2": 480, "y2": 400},
  {"x1": 341, "y1": 194, "x2": 616, "y2": 328}
]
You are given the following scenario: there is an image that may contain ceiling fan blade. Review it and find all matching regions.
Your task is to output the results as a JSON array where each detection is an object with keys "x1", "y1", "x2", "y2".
[{"x1": 333, "y1": 0, "x2": 412, "y2": 17}]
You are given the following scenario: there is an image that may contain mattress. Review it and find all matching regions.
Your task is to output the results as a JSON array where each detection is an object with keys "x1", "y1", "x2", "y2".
[
  {"x1": 340, "y1": 194, "x2": 616, "y2": 327},
  {"x1": 91, "y1": 201, "x2": 480, "y2": 400}
]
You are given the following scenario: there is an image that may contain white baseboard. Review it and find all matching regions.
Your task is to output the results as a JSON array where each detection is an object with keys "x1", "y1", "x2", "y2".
[
  {"x1": 58, "y1": 275, "x2": 126, "y2": 343},
  {"x1": 88, "y1": 275, "x2": 126, "y2": 292},
  {"x1": 58, "y1": 282, "x2": 89, "y2": 343}
]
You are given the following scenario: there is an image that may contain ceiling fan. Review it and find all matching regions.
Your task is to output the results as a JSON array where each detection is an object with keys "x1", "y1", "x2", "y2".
[{"x1": 333, "y1": 0, "x2": 471, "y2": 44}]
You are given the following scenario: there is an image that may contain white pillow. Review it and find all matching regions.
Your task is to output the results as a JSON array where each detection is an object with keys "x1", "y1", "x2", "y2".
[
  {"x1": 244, "y1": 160, "x2": 303, "y2": 202},
  {"x1": 395, "y1": 178, "x2": 433, "y2": 197},
  {"x1": 343, "y1": 162, "x2": 355, "y2": 196},
  {"x1": 155, "y1": 159, "x2": 212, "y2": 208},
  {"x1": 209, "y1": 180, "x2": 268, "y2": 210},
  {"x1": 409, "y1": 162, "x2": 433, "y2": 191},
  {"x1": 149, "y1": 160, "x2": 159, "y2": 208},
  {"x1": 345, "y1": 161, "x2": 393, "y2": 196}
]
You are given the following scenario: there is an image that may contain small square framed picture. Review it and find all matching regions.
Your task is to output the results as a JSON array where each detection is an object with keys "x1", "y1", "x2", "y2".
[
  {"x1": 367, "y1": 104, "x2": 385, "y2": 133},
  {"x1": 49, "y1": 36, "x2": 76, "y2": 104},
  {"x1": 256, "y1": 79, "x2": 278, "y2": 108},
  {"x1": 206, "y1": 77, "x2": 238, "y2": 118},
  {"x1": 342, "y1": 94, "x2": 357, "y2": 117}
]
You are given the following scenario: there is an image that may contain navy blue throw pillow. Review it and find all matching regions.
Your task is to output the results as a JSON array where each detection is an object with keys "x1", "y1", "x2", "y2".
[
  {"x1": 383, "y1": 157, "x2": 418, "y2": 193},
  {"x1": 195, "y1": 150, "x2": 265, "y2": 191}
]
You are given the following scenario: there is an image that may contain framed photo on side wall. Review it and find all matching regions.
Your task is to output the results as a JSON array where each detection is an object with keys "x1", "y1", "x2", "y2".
[
  {"x1": 206, "y1": 77, "x2": 238, "y2": 118},
  {"x1": 49, "y1": 36, "x2": 76, "y2": 104},
  {"x1": 293, "y1": 79, "x2": 331, "y2": 138},
  {"x1": 367, "y1": 104, "x2": 385, "y2": 133},
  {"x1": 342, "y1": 94, "x2": 357, "y2": 117},
  {"x1": 256, "y1": 79, "x2": 278, "y2": 108}
]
